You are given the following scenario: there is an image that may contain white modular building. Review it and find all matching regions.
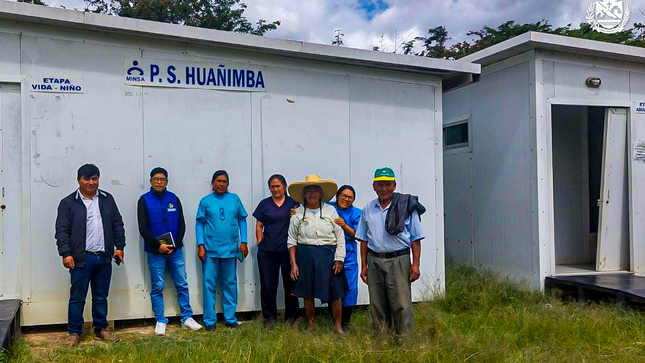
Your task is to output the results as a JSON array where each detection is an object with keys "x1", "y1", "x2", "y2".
[
  {"x1": 0, "y1": 1, "x2": 479, "y2": 325},
  {"x1": 443, "y1": 31, "x2": 645, "y2": 288}
]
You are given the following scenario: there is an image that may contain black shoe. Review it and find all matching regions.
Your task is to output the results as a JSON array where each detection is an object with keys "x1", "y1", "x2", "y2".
[
  {"x1": 225, "y1": 322, "x2": 240, "y2": 329},
  {"x1": 205, "y1": 325, "x2": 216, "y2": 332},
  {"x1": 263, "y1": 320, "x2": 275, "y2": 329},
  {"x1": 286, "y1": 316, "x2": 298, "y2": 327}
]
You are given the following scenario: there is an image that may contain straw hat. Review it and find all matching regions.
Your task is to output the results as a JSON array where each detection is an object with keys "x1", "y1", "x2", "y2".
[{"x1": 288, "y1": 174, "x2": 338, "y2": 204}]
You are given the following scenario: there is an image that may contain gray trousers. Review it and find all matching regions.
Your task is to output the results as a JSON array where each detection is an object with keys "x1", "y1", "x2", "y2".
[{"x1": 367, "y1": 253, "x2": 414, "y2": 335}]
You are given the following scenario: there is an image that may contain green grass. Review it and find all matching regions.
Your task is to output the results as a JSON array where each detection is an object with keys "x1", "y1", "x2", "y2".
[{"x1": 5, "y1": 263, "x2": 645, "y2": 362}]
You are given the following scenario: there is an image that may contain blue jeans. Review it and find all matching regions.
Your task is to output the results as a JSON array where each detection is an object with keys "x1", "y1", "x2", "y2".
[
  {"x1": 68, "y1": 252, "x2": 112, "y2": 334},
  {"x1": 147, "y1": 248, "x2": 193, "y2": 324},
  {"x1": 202, "y1": 256, "x2": 237, "y2": 326}
]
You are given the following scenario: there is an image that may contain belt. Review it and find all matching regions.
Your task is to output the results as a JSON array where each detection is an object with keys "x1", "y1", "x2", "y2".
[
  {"x1": 86, "y1": 250, "x2": 104, "y2": 255},
  {"x1": 368, "y1": 248, "x2": 410, "y2": 259}
]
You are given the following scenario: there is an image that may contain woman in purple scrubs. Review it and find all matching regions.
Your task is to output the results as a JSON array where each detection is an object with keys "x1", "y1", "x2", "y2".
[{"x1": 253, "y1": 174, "x2": 300, "y2": 328}]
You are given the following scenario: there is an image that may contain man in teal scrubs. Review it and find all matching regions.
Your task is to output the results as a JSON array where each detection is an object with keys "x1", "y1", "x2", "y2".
[{"x1": 196, "y1": 170, "x2": 248, "y2": 330}]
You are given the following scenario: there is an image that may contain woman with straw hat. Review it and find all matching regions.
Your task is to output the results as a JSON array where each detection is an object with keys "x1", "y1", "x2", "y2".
[{"x1": 287, "y1": 174, "x2": 347, "y2": 334}]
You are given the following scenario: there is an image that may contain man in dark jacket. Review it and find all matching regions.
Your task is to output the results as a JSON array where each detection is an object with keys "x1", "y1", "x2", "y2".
[
  {"x1": 137, "y1": 167, "x2": 202, "y2": 335},
  {"x1": 55, "y1": 164, "x2": 125, "y2": 346}
]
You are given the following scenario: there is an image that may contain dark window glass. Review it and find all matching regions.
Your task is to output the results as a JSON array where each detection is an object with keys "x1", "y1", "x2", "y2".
[{"x1": 444, "y1": 123, "x2": 469, "y2": 148}]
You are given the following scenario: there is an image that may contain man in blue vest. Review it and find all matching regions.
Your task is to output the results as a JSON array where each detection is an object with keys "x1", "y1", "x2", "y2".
[{"x1": 137, "y1": 167, "x2": 202, "y2": 335}]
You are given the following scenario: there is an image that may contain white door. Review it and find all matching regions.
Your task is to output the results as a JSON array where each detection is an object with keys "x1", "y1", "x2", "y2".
[
  {"x1": 596, "y1": 108, "x2": 630, "y2": 271},
  {"x1": 142, "y1": 87, "x2": 253, "y2": 314}
]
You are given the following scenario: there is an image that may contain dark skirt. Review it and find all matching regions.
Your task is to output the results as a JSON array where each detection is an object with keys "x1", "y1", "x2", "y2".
[{"x1": 292, "y1": 244, "x2": 348, "y2": 300}]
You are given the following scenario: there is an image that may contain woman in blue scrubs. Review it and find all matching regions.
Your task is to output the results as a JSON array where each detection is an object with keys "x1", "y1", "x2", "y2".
[
  {"x1": 328, "y1": 185, "x2": 361, "y2": 330},
  {"x1": 196, "y1": 170, "x2": 248, "y2": 330}
]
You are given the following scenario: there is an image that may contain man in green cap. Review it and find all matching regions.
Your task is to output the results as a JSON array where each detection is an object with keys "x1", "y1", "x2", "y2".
[{"x1": 355, "y1": 167, "x2": 425, "y2": 337}]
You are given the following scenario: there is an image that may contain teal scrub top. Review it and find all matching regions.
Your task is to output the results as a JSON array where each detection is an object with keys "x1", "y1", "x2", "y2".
[{"x1": 196, "y1": 192, "x2": 248, "y2": 258}]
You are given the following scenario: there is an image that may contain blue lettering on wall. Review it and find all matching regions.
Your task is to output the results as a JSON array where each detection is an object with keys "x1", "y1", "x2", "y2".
[
  {"x1": 207, "y1": 68, "x2": 217, "y2": 86},
  {"x1": 217, "y1": 66, "x2": 226, "y2": 87},
  {"x1": 186, "y1": 67, "x2": 195, "y2": 85},
  {"x1": 60, "y1": 85, "x2": 82, "y2": 91},
  {"x1": 233, "y1": 69, "x2": 244, "y2": 87},
  {"x1": 246, "y1": 70, "x2": 255, "y2": 88},
  {"x1": 150, "y1": 64, "x2": 160, "y2": 82},
  {"x1": 167, "y1": 66, "x2": 176, "y2": 84},
  {"x1": 256, "y1": 71, "x2": 265, "y2": 89},
  {"x1": 196, "y1": 67, "x2": 207, "y2": 86},
  {"x1": 126, "y1": 59, "x2": 266, "y2": 90}
]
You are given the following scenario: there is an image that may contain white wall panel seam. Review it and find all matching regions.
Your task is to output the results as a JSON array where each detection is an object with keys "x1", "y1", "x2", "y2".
[
  {"x1": 20, "y1": 68, "x2": 31, "y2": 304},
  {"x1": 528, "y1": 54, "x2": 541, "y2": 288},
  {"x1": 348, "y1": 76, "x2": 352, "y2": 183},
  {"x1": 434, "y1": 84, "x2": 446, "y2": 295}
]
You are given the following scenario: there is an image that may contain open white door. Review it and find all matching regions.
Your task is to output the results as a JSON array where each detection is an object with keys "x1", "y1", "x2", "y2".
[{"x1": 596, "y1": 108, "x2": 630, "y2": 271}]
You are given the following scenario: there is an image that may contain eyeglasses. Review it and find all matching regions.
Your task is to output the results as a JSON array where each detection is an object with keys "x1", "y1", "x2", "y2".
[
  {"x1": 151, "y1": 177, "x2": 168, "y2": 183},
  {"x1": 219, "y1": 207, "x2": 225, "y2": 220},
  {"x1": 339, "y1": 193, "x2": 354, "y2": 201}
]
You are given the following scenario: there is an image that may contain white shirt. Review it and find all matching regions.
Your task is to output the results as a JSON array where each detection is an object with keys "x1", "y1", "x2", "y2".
[
  {"x1": 287, "y1": 203, "x2": 345, "y2": 262},
  {"x1": 78, "y1": 190, "x2": 105, "y2": 252}
]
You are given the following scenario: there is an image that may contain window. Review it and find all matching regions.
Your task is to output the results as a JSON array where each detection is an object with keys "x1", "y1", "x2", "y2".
[{"x1": 443, "y1": 122, "x2": 469, "y2": 149}]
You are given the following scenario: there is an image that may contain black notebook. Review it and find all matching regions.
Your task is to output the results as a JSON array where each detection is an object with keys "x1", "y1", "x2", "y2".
[{"x1": 155, "y1": 232, "x2": 176, "y2": 248}]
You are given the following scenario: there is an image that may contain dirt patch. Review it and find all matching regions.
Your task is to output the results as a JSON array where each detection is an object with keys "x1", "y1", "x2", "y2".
[{"x1": 21, "y1": 324, "x2": 186, "y2": 358}]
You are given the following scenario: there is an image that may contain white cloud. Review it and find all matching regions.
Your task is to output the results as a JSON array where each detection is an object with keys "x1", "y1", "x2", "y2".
[
  {"x1": 250, "y1": 0, "x2": 645, "y2": 50},
  {"x1": 19, "y1": 0, "x2": 645, "y2": 51}
]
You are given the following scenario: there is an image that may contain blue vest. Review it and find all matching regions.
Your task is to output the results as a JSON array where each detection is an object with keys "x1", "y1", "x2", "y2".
[{"x1": 142, "y1": 188, "x2": 180, "y2": 253}]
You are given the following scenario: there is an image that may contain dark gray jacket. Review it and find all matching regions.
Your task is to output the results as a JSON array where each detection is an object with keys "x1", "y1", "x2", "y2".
[
  {"x1": 385, "y1": 193, "x2": 426, "y2": 236},
  {"x1": 55, "y1": 189, "x2": 126, "y2": 267}
]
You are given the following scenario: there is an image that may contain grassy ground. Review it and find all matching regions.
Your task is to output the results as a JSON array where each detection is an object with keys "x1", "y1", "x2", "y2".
[{"x1": 3, "y1": 264, "x2": 645, "y2": 363}]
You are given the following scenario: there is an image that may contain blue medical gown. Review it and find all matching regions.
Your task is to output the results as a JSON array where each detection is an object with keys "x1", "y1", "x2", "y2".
[{"x1": 328, "y1": 201, "x2": 362, "y2": 306}]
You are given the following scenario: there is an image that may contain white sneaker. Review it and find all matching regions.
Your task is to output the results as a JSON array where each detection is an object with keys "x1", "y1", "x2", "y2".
[
  {"x1": 155, "y1": 322, "x2": 167, "y2": 336},
  {"x1": 182, "y1": 317, "x2": 203, "y2": 331}
]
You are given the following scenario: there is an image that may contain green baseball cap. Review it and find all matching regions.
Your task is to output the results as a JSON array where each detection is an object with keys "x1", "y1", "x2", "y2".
[{"x1": 373, "y1": 167, "x2": 395, "y2": 181}]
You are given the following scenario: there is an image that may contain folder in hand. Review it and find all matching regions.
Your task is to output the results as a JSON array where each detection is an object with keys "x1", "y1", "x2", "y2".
[{"x1": 155, "y1": 232, "x2": 176, "y2": 248}]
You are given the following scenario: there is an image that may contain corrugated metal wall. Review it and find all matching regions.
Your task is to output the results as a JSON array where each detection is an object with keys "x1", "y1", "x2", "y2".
[
  {"x1": 443, "y1": 86, "x2": 474, "y2": 263},
  {"x1": 444, "y1": 62, "x2": 536, "y2": 283}
]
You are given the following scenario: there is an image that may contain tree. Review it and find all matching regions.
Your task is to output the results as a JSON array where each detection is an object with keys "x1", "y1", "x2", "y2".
[
  {"x1": 415, "y1": 26, "x2": 453, "y2": 59},
  {"x1": 18, "y1": 0, "x2": 47, "y2": 5},
  {"x1": 332, "y1": 29, "x2": 344, "y2": 46},
  {"x1": 403, "y1": 20, "x2": 645, "y2": 60},
  {"x1": 401, "y1": 40, "x2": 415, "y2": 55},
  {"x1": 84, "y1": 0, "x2": 280, "y2": 35}
]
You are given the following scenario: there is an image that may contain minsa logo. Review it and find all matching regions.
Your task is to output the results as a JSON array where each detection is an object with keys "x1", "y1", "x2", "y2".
[
  {"x1": 126, "y1": 60, "x2": 146, "y2": 82},
  {"x1": 587, "y1": 1, "x2": 630, "y2": 34}
]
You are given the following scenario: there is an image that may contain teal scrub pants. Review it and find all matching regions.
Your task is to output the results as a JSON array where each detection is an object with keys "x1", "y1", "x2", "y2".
[{"x1": 202, "y1": 256, "x2": 238, "y2": 326}]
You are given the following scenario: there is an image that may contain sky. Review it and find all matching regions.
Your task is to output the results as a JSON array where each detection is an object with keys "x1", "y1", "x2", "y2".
[{"x1": 39, "y1": 0, "x2": 645, "y2": 52}]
